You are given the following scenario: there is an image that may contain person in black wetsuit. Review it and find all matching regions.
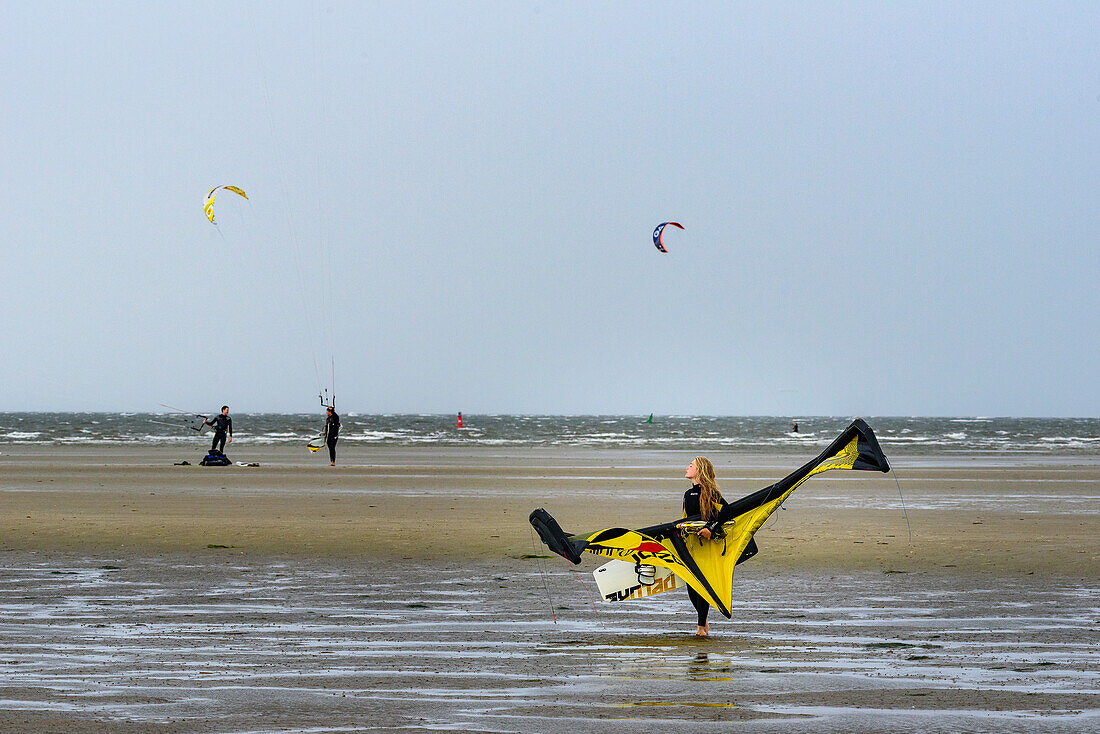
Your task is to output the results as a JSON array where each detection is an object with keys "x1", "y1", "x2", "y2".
[
  {"x1": 324, "y1": 406, "x2": 340, "y2": 466},
  {"x1": 204, "y1": 406, "x2": 233, "y2": 453},
  {"x1": 683, "y1": 455, "x2": 731, "y2": 637}
]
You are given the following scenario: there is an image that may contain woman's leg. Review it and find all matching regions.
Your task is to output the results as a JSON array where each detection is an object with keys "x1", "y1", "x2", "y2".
[{"x1": 686, "y1": 586, "x2": 710, "y2": 634}]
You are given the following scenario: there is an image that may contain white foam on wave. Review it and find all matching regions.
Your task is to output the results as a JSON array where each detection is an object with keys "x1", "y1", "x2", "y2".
[
  {"x1": 4, "y1": 414, "x2": 1099, "y2": 455},
  {"x1": 342, "y1": 430, "x2": 419, "y2": 442}
]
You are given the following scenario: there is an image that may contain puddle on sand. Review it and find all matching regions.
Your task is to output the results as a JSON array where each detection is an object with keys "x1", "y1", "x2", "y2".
[{"x1": 0, "y1": 555, "x2": 1096, "y2": 732}]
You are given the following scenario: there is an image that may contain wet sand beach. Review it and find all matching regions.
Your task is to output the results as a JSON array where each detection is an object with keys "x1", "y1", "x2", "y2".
[{"x1": 1, "y1": 444, "x2": 1097, "y2": 731}]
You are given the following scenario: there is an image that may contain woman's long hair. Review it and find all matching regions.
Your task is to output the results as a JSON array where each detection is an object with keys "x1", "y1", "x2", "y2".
[{"x1": 693, "y1": 456, "x2": 723, "y2": 522}]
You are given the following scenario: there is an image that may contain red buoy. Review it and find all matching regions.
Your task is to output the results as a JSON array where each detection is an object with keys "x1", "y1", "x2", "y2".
[{"x1": 457, "y1": 412, "x2": 463, "y2": 428}]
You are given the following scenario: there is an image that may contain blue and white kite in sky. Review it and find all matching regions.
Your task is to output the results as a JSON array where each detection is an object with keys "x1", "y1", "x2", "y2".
[{"x1": 652, "y1": 221, "x2": 684, "y2": 253}]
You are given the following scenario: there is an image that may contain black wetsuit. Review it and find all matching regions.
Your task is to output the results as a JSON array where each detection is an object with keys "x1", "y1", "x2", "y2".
[
  {"x1": 208, "y1": 413, "x2": 232, "y2": 452},
  {"x1": 325, "y1": 411, "x2": 340, "y2": 463},
  {"x1": 683, "y1": 484, "x2": 731, "y2": 627}
]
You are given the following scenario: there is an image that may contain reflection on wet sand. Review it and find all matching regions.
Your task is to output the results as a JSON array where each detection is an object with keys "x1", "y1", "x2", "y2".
[{"x1": 0, "y1": 556, "x2": 1096, "y2": 732}]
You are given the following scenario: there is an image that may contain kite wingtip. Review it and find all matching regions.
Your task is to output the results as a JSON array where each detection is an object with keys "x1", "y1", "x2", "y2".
[{"x1": 530, "y1": 508, "x2": 584, "y2": 565}]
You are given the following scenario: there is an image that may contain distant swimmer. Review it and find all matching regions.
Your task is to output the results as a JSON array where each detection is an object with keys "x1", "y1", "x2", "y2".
[
  {"x1": 324, "y1": 406, "x2": 340, "y2": 466},
  {"x1": 203, "y1": 406, "x2": 233, "y2": 452},
  {"x1": 792, "y1": 421, "x2": 799, "y2": 433}
]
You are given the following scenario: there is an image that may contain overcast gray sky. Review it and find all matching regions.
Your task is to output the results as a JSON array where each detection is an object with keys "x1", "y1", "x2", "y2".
[{"x1": 1, "y1": 1, "x2": 1097, "y2": 415}]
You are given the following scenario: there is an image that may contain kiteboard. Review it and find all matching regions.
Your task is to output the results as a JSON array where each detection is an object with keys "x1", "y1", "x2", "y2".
[
  {"x1": 592, "y1": 559, "x2": 684, "y2": 603},
  {"x1": 306, "y1": 423, "x2": 330, "y2": 452}
]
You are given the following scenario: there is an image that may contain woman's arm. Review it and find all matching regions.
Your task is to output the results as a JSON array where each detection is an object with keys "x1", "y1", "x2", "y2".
[{"x1": 698, "y1": 498, "x2": 735, "y2": 539}]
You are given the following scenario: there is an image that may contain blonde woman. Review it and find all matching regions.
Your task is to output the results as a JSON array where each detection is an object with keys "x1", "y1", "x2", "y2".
[{"x1": 683, "y1": 456, "x2": 728, "y2": 637}]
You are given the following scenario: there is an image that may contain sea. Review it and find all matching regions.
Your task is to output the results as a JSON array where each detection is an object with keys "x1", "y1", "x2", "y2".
[{"x1": 2, "y1": 413, "x2": 1099, "y2": 455}]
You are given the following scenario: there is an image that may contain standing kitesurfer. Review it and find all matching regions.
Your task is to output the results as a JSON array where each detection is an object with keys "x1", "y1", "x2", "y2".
[
  {"x1": 324, "y1": 406, "x2": 340, "y2": 466},
  {"x1": 204, "y1": 406, "x2": 233, "y2": 453},
  {"x1": 683, "y1": 456, "x2": 730, "y2": 637}
]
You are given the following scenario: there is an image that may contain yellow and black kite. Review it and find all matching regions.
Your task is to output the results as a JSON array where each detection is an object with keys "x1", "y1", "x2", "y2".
[
  {"x1": 204, "y1": 185, "x2": 248, "y2": 225},
  {"x1": 530, "y1": 419, "x2": 891, "y2": 618}
]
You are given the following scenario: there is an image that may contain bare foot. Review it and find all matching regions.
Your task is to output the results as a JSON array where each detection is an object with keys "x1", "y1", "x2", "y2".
[
  {"x1": 695, "y1": 625, "x2": 708, "y2": 637},
  {"x1": 330, "y1": 462, "x2": 335, "y2": 466}
]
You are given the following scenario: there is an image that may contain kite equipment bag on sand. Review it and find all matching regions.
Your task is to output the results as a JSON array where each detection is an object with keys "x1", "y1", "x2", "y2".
[{"x1": 199, "y1": 449, "x2": 231, "y2": 466}]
